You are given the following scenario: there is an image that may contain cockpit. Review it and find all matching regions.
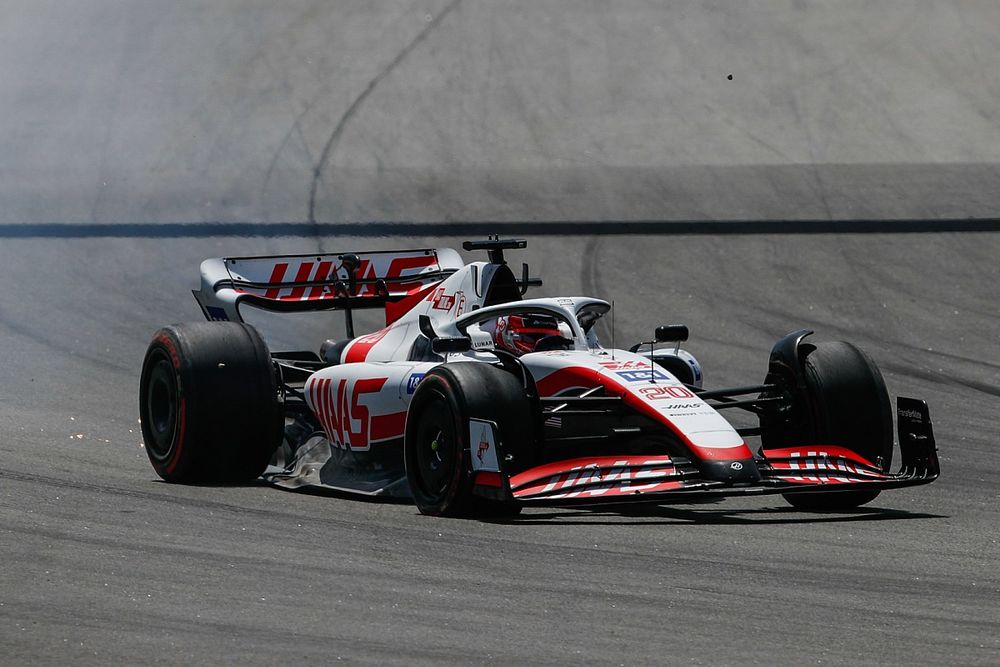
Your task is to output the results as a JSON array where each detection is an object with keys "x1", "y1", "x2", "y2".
[{"x1": 455, "y1": 298, "x2": 611, "y2": 356}]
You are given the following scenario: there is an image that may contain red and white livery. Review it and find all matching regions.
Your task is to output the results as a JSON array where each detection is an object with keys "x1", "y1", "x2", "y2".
[{"x1": 139, "y1": 238, "x2": 940, "y2": 517}]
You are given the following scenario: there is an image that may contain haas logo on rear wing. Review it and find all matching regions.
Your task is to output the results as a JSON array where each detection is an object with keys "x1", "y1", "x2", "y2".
[{"x1": 192, "y1": 248, "x2": 464, "y2": 324}]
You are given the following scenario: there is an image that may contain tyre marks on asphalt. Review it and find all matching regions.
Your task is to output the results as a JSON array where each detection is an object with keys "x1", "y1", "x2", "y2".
[{"x1": 306, "y1": 0, "x2": 462, "y2": 226}]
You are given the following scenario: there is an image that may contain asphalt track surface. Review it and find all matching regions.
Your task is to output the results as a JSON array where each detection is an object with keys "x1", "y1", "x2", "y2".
[{"x1": 1, "y1": 2, "x2": 999, "y2": 664}]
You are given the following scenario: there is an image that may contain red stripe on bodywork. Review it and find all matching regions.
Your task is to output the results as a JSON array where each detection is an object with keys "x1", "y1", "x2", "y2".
[
  {"x1": 383, "y1": 255, "x2": 439, "y2": 292},
  {"x1": 509, "y1": 454, "x2": 686, "y2": 500},
  {"x1": 314, "y1": 378, "x2": 329, "y2": 437},
  {"x1": 509, "y1": 455, "x2": 674, "y2": 490},
  {"x1": 536, "y1": 366, "x2": 753, "y2": 462},
  {"x1": 370, "y1": 411, "x2": 406, "y2": 442},
  {"x1": 309, "y1": 378, "x2": 324, "y2": 437},
  {"x1": 762, "y1": 446, "x2": 878, "y2": 469},
  {"x1": 263, "y1": 263, "x2": 289, "y2": 299},
  {"x1": 324, "y1": 378, "x2": 337, "y2": 439},
  {"x1": 682, "y1": 444, "x2": 753, "y2": 461},
  {"x1": 475, "y1": 471, "x2": 503, "y2": 488},
  {"x1": 384, "y1": 282, "x2": 440, "y2": 326},
  {"x1": 308, "y1": 261, "x2": 334, "y2": 299},
  {"x1": 535, "y1": 367, "x2": 601, "y2": 396},
  {"x1": 762, "y1": 445, "x2": 887, "y2": 484},
  {"x1": 516, "y1": 479, "x2": 686, "y2": 500},
  {"x1": 344, "y1": 327, "x2": 391, "y2": 363},
  {"x1": 286, "y1": 261, "x2": 315, "y2": 300}
]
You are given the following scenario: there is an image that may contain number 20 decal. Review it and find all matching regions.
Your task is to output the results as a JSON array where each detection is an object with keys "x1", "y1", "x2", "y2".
[{"x1": 638, "y1": 385, "x2": 695, "y2": 400}]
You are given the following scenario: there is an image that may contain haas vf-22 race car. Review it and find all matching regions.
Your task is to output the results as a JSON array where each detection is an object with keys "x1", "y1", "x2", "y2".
[{"x1": 139, "y1": 238, "x2": 939, "y2": 517}]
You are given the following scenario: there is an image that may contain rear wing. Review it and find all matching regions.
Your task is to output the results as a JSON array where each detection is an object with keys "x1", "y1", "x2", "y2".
[{"x1": 192, "y1": 248, "x2": 464, "y2": 329}]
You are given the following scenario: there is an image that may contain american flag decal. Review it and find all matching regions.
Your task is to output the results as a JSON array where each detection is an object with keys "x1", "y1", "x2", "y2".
[
  {"x1": 544, "y1": 416, "x2": 562, "y2": 429},
  {"x1": 205, "y1": 306, "x2": 229, "y2": 321}
]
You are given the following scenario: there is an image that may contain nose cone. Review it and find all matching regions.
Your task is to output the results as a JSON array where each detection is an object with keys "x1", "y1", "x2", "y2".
[{"x1": 699, "y1": 457, "x2": 761, "y2": 485}]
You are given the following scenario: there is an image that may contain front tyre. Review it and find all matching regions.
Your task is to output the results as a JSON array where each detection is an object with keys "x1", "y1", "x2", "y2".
[
  {"x1": 767, "y1": 341, "x2": 893, "y2": 510},
  {"x1": 139, "y1": 322, "x2": 283, "y2": 483},
  {"x1": 404, "y1": 363, "x2": 532, "y2": 517}
]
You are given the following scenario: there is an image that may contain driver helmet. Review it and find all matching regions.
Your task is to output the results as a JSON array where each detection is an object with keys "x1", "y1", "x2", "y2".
[{"x1": 493, "y1": 314, "x2": 568, "y2": 356}]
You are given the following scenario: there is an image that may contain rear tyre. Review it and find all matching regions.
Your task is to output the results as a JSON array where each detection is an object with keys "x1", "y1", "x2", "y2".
[
  {"x1": 768, "y1": 342, "x2": 893, "y2": 510},
  {"x1": 139, "y1": 322, "x2": 283, "y2": 483},
  {"x1": 404, "y1": 363, "x2": 532, "y2": 517}
]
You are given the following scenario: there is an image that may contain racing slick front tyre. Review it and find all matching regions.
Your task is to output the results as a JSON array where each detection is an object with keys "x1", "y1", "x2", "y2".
[
  {"x1": 139, "y1": 322, "x2": 283, "y2": 484},
  {"x1": 770, "y1": 341, "x2": 893, "y2": 511},
  {"x1": 404, "y1": 363, "x2": 531, "y2": 518}
]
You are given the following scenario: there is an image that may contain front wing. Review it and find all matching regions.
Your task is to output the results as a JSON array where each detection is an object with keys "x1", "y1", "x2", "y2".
[{"x1": 492, "y1": 397, "x2": 939, "y2": 506}]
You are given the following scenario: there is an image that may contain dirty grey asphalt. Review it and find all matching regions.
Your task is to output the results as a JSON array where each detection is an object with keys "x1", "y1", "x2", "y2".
[{"x1": 1, "y1": 2, "x2": 998, "y2": 664}]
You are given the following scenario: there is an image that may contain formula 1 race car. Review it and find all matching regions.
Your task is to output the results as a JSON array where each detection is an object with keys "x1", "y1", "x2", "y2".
[{"x1": 139, "y1": 238, "x2": 939, "y2": 517}]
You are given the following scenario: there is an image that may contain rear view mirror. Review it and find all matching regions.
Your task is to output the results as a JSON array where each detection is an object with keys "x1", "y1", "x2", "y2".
[{"x1": 655, "y1": 325, "x2": 689, "y2": 343}]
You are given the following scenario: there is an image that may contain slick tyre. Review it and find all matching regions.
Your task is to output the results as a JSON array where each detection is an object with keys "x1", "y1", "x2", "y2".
[
  {"x1": 777, "y1": 342, "x2": 893, "y2": 510},
  {"x1": 404, "y1": 363, "x2": 531, "y2": 518},
  {"x1": 139, "y1": 322, "x2": 283, "y2": 483}
]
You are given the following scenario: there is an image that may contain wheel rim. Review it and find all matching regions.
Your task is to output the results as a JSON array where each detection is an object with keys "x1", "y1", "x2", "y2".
[
  {"x1": 412, "y1": 393, "x2": 458, "y2": 502},
  {"x1": 144, "y1": 351, "x2": 178, "y2": 463}
]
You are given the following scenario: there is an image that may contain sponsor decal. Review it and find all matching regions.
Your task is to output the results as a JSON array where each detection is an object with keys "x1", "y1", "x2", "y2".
[
  {"x1": 897, "y1": 408, "x2": 923, "y2": 421},
  {"x1": 309, "y1": 376, "x2": 389, "y2": 451},
  {"x1": 598, "y1": 360, "x2": 651, "y2": 371},
  {"x1": 638, "y1": 385, "x2": 696, "y2": 400},
  {"x1": 469, "y1": 330, "x2": 494, "y2": 350},
  {"x1": 253, "y1": 252, "x2": 440, "y2": 300},
  {"x1": 730, "y1": 461, "x2": 743, "y2": 470},
  {"x1": 771, "y1": 450, "x2": 883, "y2": 483},
  {"x1": 262, "y1": 262, "x2": 289, "y2": 298},
  {"x1": 616, "y1": 369, "x2": 669, "y2": 383},
  {"x1": 406, "y1": 372, "x2": 425, "y2": 394},
  {"x1": 427, "y1": 287, "x2": 466, "y2": 314},
  {"x1": 469, "y1": 420, "x2": 500, "y2": 472},
  {"x1": 263, "y1": 260, "x2": 336, "y2": 300},
  {"x1": 380, "y1": 254, "x2": 439, "y2": 294},
  {"x1": 350, "y1": 254, "x2": 441, "y2": 297},
  {"x1": 535, "y1": 459, "x2": 676, "y2": 498}
]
